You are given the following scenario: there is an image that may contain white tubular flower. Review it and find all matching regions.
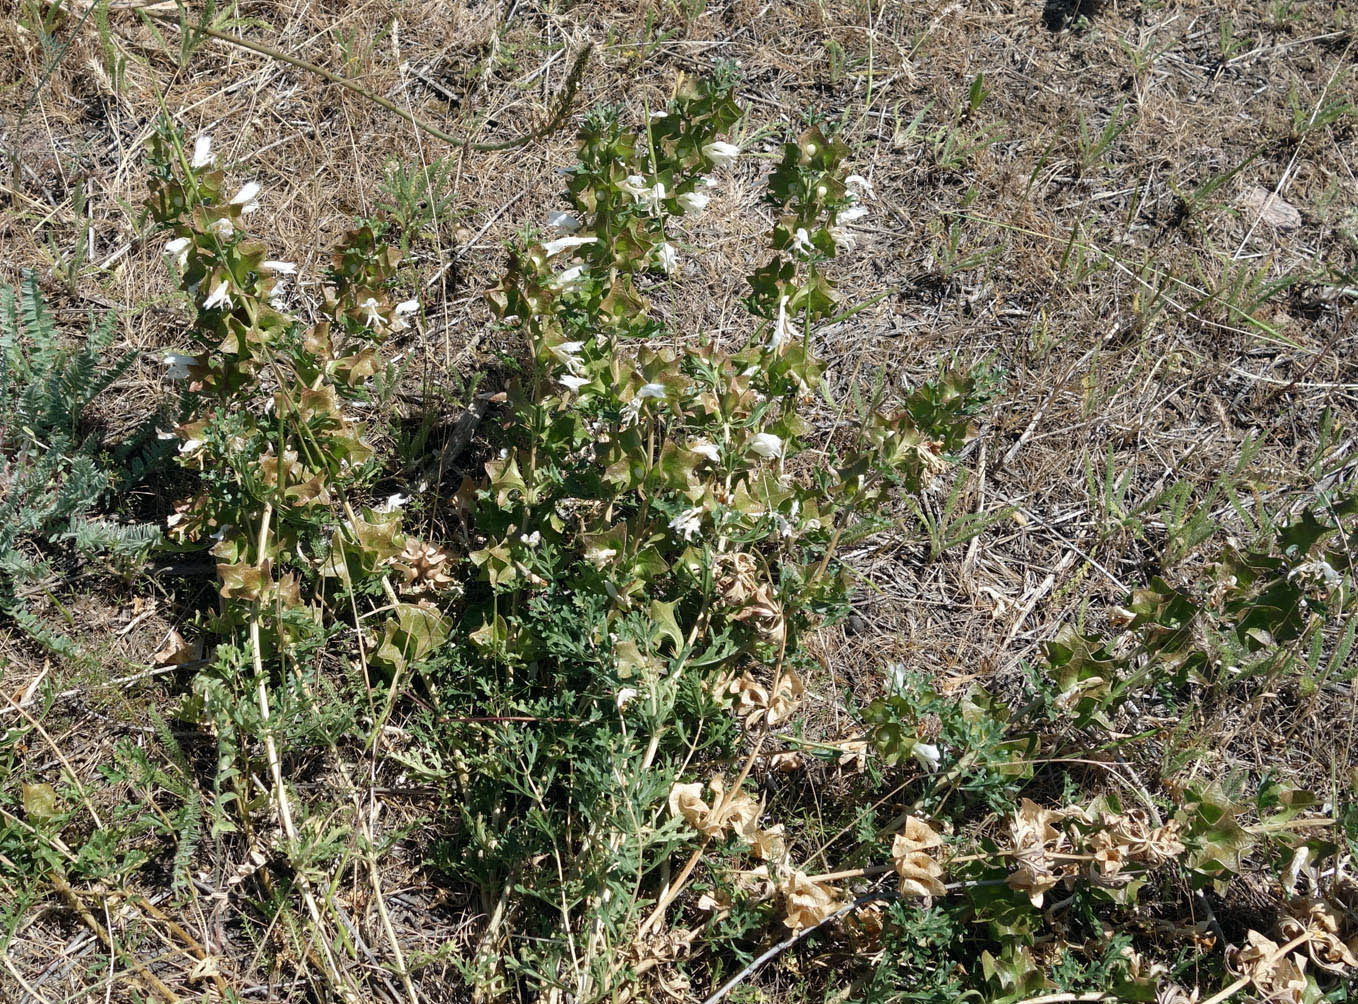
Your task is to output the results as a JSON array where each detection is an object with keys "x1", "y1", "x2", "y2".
[
  {"x1": 164, "y1": 237, "x2": 191, "y2": 270},
  {"x1": 203, "y1": 280, "x2": 232, "y2": 310},
  {"x1": 768, "y1": 295, "x2": 793, "y2": 352},
  {"x1": 162, "y1": 353, "x2": 196, "y2": 380},
  {"x1": 208, "y1": 217, "x2": 235, "y2": 240},
  {"x1": 190, "y1": 135, "x2": 214, "y2": 169},
  {"x1": 792, "y1": 227, "x2": 815, "y2": 255},
  {"x1": 230, "y1": 181, "x2": 261, "y2": 213},
  {"x1": 648, "y1": 109, "x2": 669, "y2": 121},
  {"x1": 885, "y1": 662, "x2": 908, "y2": 693},
  {"x1": 520, "y1": 530, "x2": 541, "y2": 547},
  {"x1": 616, "y1": 687, "x2": 639, "y2": 710},
  {"x1": 261, "y1": 260, "x2": 296, "y2": 274},
  {"x1": 911, "y1": 742, "x2": 941, "y2": 773},
  {"x1": 830, "y1": 205, "x2": 870, "y2": 252},
  {"x1": 543, "y1": 235, "x2": 597, "y2": 257},
  {"x1": 546, "y1": 211, "x2": 581, "y2": 232},
  {"x1": 389, "y1": 298, "x2": 419, "y2": 332},
  {"x1": 655, "y1": 242, "x2": 679, "y2": 274},
  {"x1": 845, "y1": 173, "x2": 877, "y2": 201},
  {"x1": 669, "y1": 507, "x2": 703, "y2": 541},
  {"x1": 637, "y1": 382, "x2": 667, "y2": 400},
  {"x1": 622, "y1": 175, "x2": 650, "y2": 200},
  {"x1": 1289, "y1": 559, "x2": 1342, "y2": 589},
  {"x1": 748, "y1": 432, "x2": 783, "y2": 460},
  {"x1": 703, "y1": 140, "x2": 740, "y2": 167},
  {"x1": 558, "y1": 373, "x2": 589, "y2": 393},
  {"x1": 677, "y1": 190, "x2": 709, "y2": 215},
  {"x1": 358, "y1": 296, "x2": 383, "y2": 329},
  {"x1": 178, "y1": 438, "x2": 204, "y2": 455},
  {"x1": 379, "y1": 493, "x2": 409, "y2": 512},
  {"x1": 828, "y1": 225, "x2": 857, "y2": 252},
  {"x1": 689, "y1": 440, "x2": 720, "y2": 463},
  {"x1": 552, "y1": 264, "x2": 586, "y2": 287},
  {"x1": 549, "y1": 340, "x2": 585, "y2": 374}
]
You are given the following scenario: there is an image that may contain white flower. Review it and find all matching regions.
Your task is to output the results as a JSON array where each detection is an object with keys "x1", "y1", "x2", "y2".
[
  {"x1": 649, "y1": 109, "x2": 669, "y2": 121},
  {"x1": 358, "y1": 296, "x2": 383, "y2": 329},
  {"x1": 689, "y1": 441, "x2": 720, "y2": 463},
  {"x1": 655, "y1": 242, "x2": 679, "y2": 274},
  {"x1": 392, "y1": 298, "x2": 419, "y2": 332},
  {"x1": 543, "y1": 235, "x2": 597, "y2": 257},
  {"x1": 230, "y1": 181, "x2": 261, "y2": 213},
  {"x1": 792, "y1": 227, "x2": 815, "y2": 255},
  {"x1": 379, "y1": 493, "x2": 409, "y2": 512},
  {"x1": 669, "y1": 507, "x2": 703, "y2": 541},
  {"x1": 616, "y1": 687, "x2": 639, "y2": 710},
  {"x1": 911, "y1": 742, "x2": 941, "y2": 773},
  {"x1": 768, "y1": 295, "x2": 793, "y2": 351},
  {"x1": 178, "y1": 438, "x2": 204, "y2": 454},
  {"x1": 520, "y1": 530, "x2": 541, "y2": 547},
  {"x1": 828, "y1": 225, "x2": 857, "y2": 252},
  {"x1": 1289, "y1": 559, "x2": 1342, "y2": 589},
  {"x1": 261, "y1": 260, "x2": 296, "y2": 274},
  {"x1": 164, "y1": 237, "x2": 191, "y2": 270},
  {"x1": 884, "y1": 662, "x2": 907, "y2": 693},
  {"x1": 550, "y1": 340, "x2": 586, "y2": 375},
  {"x1": 559, "y1": 374, "x2": 589, "y2": 392},
  {"x1": 677, "y1": 190, "x2": 709, "y2": 215},
  {"x1": 621, "y1": 175, "x2": 650, "y2": 200},
  {"x1": 546, "y1": 211, "x2": 581, "y2": 232},
  {"x1": 845, "y1": 173, "x2": 877, "y2": 201},
  {"x1": 190, "y1": 135, "x2": 214, "y2": 169},
  {"x1": 203, "y1": 280, "x2": 232, "y2": 310},
  {"x1": 637, "y1": 382, "x2": 667, "y2": 400},
  {"x1": 703, "y1": 140, "x2": 740, "y2": 167},
  {"x1": 208, "y1": 217, "x2": 235, "y2": 240},
  {"x1": 162, "y1": 353, "x2": 196, "y2": 380},
  {"x1": 748, "y1": 432, "x2": 783, "y2": 460},
  {"x1": 829, "y1": 205, "x2": 869, "y2": 252},
  {"x1": 552, "y1": 264, "x2": 586, "y2": 287}
]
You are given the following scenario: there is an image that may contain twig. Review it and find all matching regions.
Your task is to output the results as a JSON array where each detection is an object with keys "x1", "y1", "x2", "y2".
[
  {"x1": 248, "y1": 504, "x2": 358, "y2": 1002},
  {"x1": 700, "y1": 891, "x2": 899, "y2": 1004}
]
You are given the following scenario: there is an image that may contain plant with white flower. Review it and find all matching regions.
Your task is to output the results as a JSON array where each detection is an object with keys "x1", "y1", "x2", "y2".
[{"x1": 463, "y1": 78, "x2": 995, "y2": 995}]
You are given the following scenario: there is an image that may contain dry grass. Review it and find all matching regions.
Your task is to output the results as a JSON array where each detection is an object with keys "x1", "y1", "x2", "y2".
[{"x1": 2, "y1": 1, "x2": 1356, "y2": 1001}]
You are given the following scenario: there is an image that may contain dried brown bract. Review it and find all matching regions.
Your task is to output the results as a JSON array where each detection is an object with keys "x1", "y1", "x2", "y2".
[
  {"x1": 780, "y1": 870, "x2": 840, "y2": 931},
  {"x1": 891, "y1": 816, "x2": 947, "y2": 902},
  {"x1": 1005, "y1": 798, "x2": 1075, "y2": 907},
  {"x1": 1228, "y1": 930, "x2": 1308, "y2": 1004},
  {"x1": 1279, "y1": 897, "x2": 1358, "y2": 975},
  {"x1": 390, "y1": 538, "x2": 458, "y2": 595},
  {"x1": 713, "y1": 551, "x2": 785, "y2": 644}
]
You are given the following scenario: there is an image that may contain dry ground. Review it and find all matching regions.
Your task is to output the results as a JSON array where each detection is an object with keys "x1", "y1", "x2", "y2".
[{"x1": 2, "y1": 0, "x2": 1356, "y2": 1001}]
